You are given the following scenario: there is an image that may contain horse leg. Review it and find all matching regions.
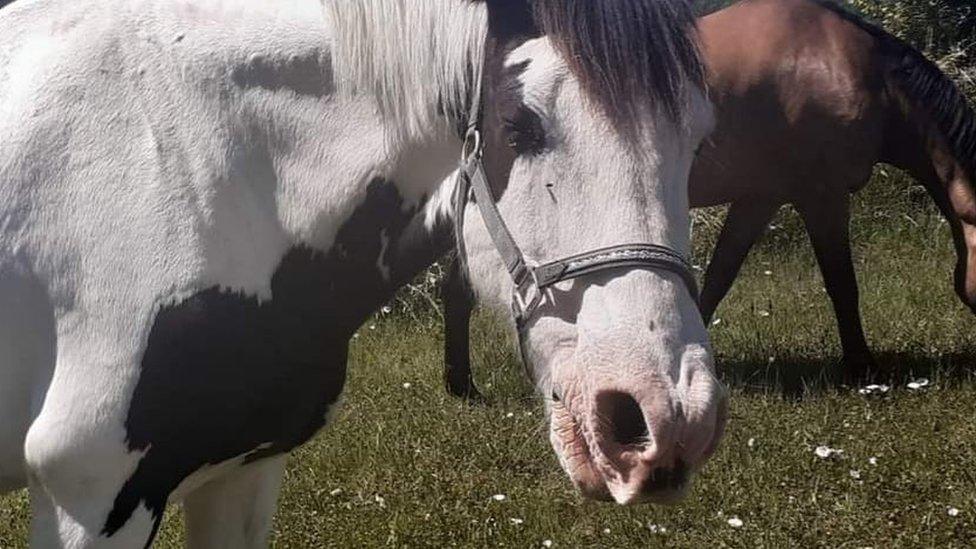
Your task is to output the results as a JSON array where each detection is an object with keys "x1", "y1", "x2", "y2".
[
  {"x1": 442, "y1": 258, "x2": 482, "y2": 400},
  {"x1": 27, "y1": 466, "x2": 159, "y2": 549},
  {"x1": 25, "y1": 377, "x2": 162, "y2": 548},
  {"x1": 0, "y1": 269, "x2": 55, "y2": 494},
  {"x1": 699, "y1": 200, "x2": 779, "y2": 323},
  {"x1": 21, "y1": 306, "x2": 202, "y2": 549},
  {"x1": 183, "y1": 456, "x2": 287, "y2": 549},
  {"x1": 796, "y1": 195, "x2": 877, "y2": 380}
]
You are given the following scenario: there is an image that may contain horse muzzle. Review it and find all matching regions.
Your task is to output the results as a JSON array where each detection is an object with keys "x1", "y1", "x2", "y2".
[{"x1": 547, "y1": 355, "x2": 728, "y2": 505}]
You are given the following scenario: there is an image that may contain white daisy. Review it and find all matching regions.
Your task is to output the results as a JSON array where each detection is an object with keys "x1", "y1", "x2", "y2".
[
  {"x1": 907, "y1": 378, "x2": 931, "y2": 391},
  {"x1": 814, "y1": 446, "x2": 844, "y2": 459},
  {"x1": 858, "y1": 384, "x2": 891, "y2": 396}
]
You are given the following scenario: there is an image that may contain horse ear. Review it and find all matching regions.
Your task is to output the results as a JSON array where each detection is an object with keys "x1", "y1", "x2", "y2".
[
  {"x1": 480, "y1": 0, "x2": 536, "y2": 37},
  {"x1": 480, "y1": 0, "x2": 530, "y2": 12}
]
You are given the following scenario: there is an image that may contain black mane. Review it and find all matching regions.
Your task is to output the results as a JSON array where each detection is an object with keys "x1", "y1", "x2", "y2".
[
  {"x1": 531, "y1": 0, "x2": 705, "y2": 130},
  {"x1": 810, "y1": 0, "x2": 976, "y2": 174}
]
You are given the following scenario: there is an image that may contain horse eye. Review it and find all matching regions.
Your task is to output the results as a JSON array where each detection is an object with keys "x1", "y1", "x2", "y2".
[
  {"x1": 507, "y1": 131, "x2": 544, "y2": 155},
  {"x1": 504, "y1": 108, "x2": 545, "y2": 156}
]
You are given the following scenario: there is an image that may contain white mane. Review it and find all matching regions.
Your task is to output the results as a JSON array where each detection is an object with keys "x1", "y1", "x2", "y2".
[{"x1": 324, "y1": 0, "x2": 487, "y2": 142}]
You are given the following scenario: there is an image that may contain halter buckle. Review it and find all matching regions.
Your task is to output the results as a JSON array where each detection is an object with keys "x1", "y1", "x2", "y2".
[{"x1": 512, "y1": 266, "x2": 545, "y2": 322}]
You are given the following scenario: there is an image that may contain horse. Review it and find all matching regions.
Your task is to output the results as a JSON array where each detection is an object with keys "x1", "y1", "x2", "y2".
[
  {"x1": 443, "y1": 0, "x2": 976, "y2": 400},
  {"x1": 0, "y1": 0, "x2": 725, "y2": 546}
]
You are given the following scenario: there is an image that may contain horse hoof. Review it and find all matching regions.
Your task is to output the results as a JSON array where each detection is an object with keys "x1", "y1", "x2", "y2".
[
  {"x1": 452, "y1": 385, "x2": 486, "y2": 403},
  {"x1": 445, "y1": 376, "x2": 486, "y2": 402},
  {"x1": 841, "y1": 353, "x2": 886, "y2": 383}
]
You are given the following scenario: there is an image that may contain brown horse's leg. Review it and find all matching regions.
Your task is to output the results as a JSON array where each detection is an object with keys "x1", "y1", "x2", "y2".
[
  {"x1": 796, "y1": 195, "x2": 878, "y2": 380},
  {"x1": 700, "y1": 200, "x2": 780, "y2": 323},
  {"x1": 442, "y1": 258, "x2": 483, "y2": 400}
]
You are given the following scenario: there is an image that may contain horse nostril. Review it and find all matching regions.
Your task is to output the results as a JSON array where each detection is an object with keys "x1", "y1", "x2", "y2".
[
  {"x1": 642, "y1": 461, "x2": 689, "y2": 493},
  {"x1": 595, "y1": 391, "x2": 649, "y2": 446}
]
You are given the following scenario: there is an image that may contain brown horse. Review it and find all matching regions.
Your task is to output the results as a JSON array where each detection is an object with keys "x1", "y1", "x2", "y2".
[{"x1": 443, "y1": 0, "x2": 976, "y2": 398}]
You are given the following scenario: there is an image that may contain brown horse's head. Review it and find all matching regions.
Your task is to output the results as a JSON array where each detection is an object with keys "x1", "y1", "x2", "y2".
[{"x1": 947, "y1": 170, "x2": 976, "y2": 311}]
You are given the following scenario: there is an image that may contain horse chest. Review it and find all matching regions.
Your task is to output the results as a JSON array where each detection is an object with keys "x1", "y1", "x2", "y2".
[
  {"x1": 105, "y1": 177, "x2": 430, "y2": 533},
  {"x1": 107, "y1": 246, "x2": 349, "y2": 534}
]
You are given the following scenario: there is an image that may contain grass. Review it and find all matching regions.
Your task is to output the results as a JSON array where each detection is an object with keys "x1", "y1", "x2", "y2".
[{"x1": 3, "y1": 172, "x2": 976, "y2": 547}]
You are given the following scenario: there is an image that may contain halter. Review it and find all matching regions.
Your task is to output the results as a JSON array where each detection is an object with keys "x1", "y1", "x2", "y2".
[{"x1": 453, "y1": 72, "x2": 699, "y2": 370}]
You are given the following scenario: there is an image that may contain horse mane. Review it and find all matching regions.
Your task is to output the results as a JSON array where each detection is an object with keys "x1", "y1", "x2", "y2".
[
  {"x1": 324, "y1": 0, "x2": 487, "y2": 142},
  {"x1": 531, "y1": 0, "x2": 705, "y2": 130},
  {"x1": 326, "y1": 0, "x2": 705, "y2": 140},
  {"x1": 809, "y1": 0, "x2": 976, "y2": 174}
]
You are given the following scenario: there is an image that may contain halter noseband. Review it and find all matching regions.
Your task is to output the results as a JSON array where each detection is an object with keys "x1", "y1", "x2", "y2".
[{"x1": 453, "y1": 74, "x2": 699, "y2": 336}]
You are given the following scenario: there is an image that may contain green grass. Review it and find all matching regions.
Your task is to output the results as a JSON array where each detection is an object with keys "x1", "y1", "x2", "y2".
[{"x1": 3, "y1": 174, "x2": 976, "y2": 547}]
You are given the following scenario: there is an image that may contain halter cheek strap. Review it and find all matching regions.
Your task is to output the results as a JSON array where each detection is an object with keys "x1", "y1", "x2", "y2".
[
  {"x1": 453, "y1": 55, "x2": 699, "y2": 372},
  {"x1": 454, "y1": 127, "x2": 700, "y2": 327}
]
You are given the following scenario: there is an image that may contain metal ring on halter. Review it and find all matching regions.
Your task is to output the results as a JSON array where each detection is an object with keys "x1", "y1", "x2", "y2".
[
  {"x1": 461, "y1": 126, "x2": 482, "y2": 165},
  {"x1": 512, "y1": 266, "x2": 545, "y2": 321}
]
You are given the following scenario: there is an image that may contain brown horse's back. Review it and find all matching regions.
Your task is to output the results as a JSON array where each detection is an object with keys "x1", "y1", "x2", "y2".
[{"x1": 691, "y1": 0, "x2": 888, "y2": 207}]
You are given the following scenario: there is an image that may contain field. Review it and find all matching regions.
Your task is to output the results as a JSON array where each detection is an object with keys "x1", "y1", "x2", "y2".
[{"x1": 2, "y1": 172, "x2": 976, "y2": 547}]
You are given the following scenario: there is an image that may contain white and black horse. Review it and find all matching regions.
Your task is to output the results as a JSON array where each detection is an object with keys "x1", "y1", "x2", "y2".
[{"x1": 0, "y1": 0, "x2": 725, "y2": 546}]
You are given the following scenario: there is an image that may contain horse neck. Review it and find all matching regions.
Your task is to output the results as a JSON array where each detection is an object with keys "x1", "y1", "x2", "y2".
[
  {"x1": 310, "y1": 1, "x2": 489, "y2": 330},
  {"x1": 880, "y1": 78, "x2": 976, "y2": 228},
  {"x1": 315, "y1": 177, "x2": 455, "y2": 335},
  {"x1": 885, "y1": 106, "x2": 973, "y2": 215},
  {"x1": 877, "y1": 59, "x2": 976, "y2": 305}
]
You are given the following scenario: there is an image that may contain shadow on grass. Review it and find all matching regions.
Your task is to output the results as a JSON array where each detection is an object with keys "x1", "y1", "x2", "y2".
[
  {"x1": 460, "y1": 349, "x2": 976, "y2": 405},
  {"x1": 719, "y1": 348, "x2": 976, "y2": 399}
]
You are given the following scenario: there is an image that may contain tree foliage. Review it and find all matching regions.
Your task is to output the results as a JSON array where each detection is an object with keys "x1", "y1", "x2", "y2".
[
  {"x1": 849, "y1": 0, "x2": 974, "y2": 92},
  {"x1": 847, "y1": 0, "x2": 974, "y2": 54}
]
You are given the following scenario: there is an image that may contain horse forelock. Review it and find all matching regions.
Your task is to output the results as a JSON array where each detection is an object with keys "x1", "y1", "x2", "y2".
[
  {"x1": 531, "y1": 0, "x2": 705, "y2": 135},
  {"x1": 323, "y1": 0, "x2": 487, "y2": 142}
]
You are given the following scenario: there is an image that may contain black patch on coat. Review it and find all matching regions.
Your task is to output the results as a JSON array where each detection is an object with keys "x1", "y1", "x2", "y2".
[{"x1": 103, "y1": 178, "x2": 451, "y2": 538}]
